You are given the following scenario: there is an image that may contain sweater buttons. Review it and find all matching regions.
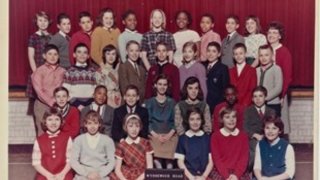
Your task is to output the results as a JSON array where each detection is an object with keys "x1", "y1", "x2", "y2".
[
  {"x1": 52, "y1": 155, "x2": 56, "y2": 159},
  {"x1": 52, "y1": 150, "x2": 55, "y2": 154},
  {"x1": 52, "y1": 145, "x2": 55, "y2": 149},
  {"x1": 51, "y1": 141, "x2": 55, "y2": 144}
]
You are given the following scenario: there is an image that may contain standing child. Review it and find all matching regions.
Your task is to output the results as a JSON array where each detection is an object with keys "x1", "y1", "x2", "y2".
[
  {"x1": 175, "y1": 107, "x2": 213, "y2": 179},
  {"x1": 254, "y1": 116, "x2": 295, "y2": 179},
  {"x1": 112, "y1": 85, "x2": 149, "y2": 143},
  {"x1": 27, "y1": 11, "x2": 52, "y2": 115},
  {"x1": 32, "y1": 108, "x2": 73, "y2": 180},
  {"x1": 145, "y1": 74, "x2": 177, "y2": 169},
  {"x1": 111, "y1": 114, "x2": 153, "y2": 180},
  {"x1": 229, "y1": 43, "x2": 257, "y2": 107},
  {"x1": 211, "y1": 108, "x2": 250, "y2": 180},
  {"x1": 221, "y1": 15, "x2": 245, "y2": 68},
  {"x1": 91, "y1": 8, "x2": 121, "y2": 67},
  {"x1": 179, "y1": 41, "x2": 207, "y2": 98},
  {"x1": 71, "y1": 110, "x2": 115, "y2": 180},
  {"x1": 256, "y1": 45, "x2": 283, "y2": 116},
  {"x1": 145, "y1": 42, "x2": 180, "y2": 101},
  {"x1": 53, "y1": 87, "x2": 80, "y2": 139},
  {"x1": 118, "y1": 10, "x2": 143, "y2": 63},
  {"x1": 173, "y1": 10, "x2": 201, "y2": 67},
  {"x1": 244, "y1": 15, "x2": 267, "y2": 67},
  {"x1": 243, "y1": 86, "x2": 276, "y2": 172},
  {"x1": 200, "y1": 13, "x2": 221, "y2": 62},
  {"x1": 69, "y1": 11, "x2": 94, "y2": 65},
  {"x1": 267, "y1": 21, "x2": 293, "y2": 135},
  {"x1": 63, "y1": 43, "x2": 96, "y2": 110},
  {"x1": 203, "y1": 41, "x2": 229, "y2": 112},
  {"x1": 119, "y1": 40, "x2": 146, "y2": 102},
  {"x1": 49, "y1": 13, "x2": 71, "y2": 68},
  {"x1": 95, "y1": 44, "x2": 122, "y2": 108},
  {"x1": 141, "y1": 9, "x2": 176, "y2": 70},
  {"x1": 175, "y1": 77, "x2": 212, "y2": 136},
  {"x1": 32, "y1": 44, "x2": 66, "y2": 136},
  {"x1": 81, "y1": 85, "x2": 114, "y2": 136}
]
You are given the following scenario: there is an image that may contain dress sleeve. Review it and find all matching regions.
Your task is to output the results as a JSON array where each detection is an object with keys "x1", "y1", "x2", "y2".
[
  {"x1": 32, "y1": 139, "x2": 42, "y2": 166},
  {"x1": 174, "y1": 136, "x2": 186, "y2": 160},
  {"x1": 285, "y1": 144, "x2": 295, "y2": 178}
]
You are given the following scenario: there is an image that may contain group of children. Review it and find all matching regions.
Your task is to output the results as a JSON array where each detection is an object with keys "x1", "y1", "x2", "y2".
[{"x1": 28, "y1": 8, "x2": 294, "y2": 180}]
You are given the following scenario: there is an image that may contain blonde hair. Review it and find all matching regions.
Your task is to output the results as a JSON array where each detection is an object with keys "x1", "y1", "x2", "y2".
[
  {"x1": 150, "y1": 9, "x2": 166, "y2": 29},
  {"x1": 122, "y1": 113, "x2": 143, "y2": 133}
]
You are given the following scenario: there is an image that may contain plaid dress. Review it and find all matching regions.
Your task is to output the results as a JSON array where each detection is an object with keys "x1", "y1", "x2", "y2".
[
  {"x1": 27, "y1": 33, "x2": 51, "y2": 98},
  {"x1": 141, "y1": 30, "x2": 176, "y2": 66},
  {"x1": 110, "y1": 138, "x2": 153, "y2": 180}
]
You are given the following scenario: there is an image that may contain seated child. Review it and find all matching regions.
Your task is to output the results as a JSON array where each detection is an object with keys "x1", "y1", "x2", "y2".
[
  {"x1": 32, "y1": 108, "x2": 73, "y2": 180},
  {"x1": 81, "y1": 85, "x2": 114, "y2": 136},
  {"x1": 211, "y1": 107, "x2": 250, "y2": 180},
  {"x1": 243, "y1": 86, "x2": 276, "y2": 171},
  {"x1": 175, "y1": 107, "x2": 213, "y2": 179},
  {"x1": 112, "y1": 84, "x2": 149, "y2": 143},
  {"x1": 71, "y1": 110, "x2": 115, "y2": 180},
  {"x1": 63, "y1": 43, "x2": 96, "y2": 110},
  {"x1": 53, "y1": 86, "x2": 80, "y2": 139},
  {"x1": 111, "y1": 114, "x2": 153, "y2": 180},
  {"x1": 254, "y1": 116, "x2": 295, "y2": 180}
]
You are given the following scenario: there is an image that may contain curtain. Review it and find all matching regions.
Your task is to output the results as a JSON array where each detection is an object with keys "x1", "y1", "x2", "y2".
[{"x1": 9, "y1": 0, "x2": 315, "y2": 87}]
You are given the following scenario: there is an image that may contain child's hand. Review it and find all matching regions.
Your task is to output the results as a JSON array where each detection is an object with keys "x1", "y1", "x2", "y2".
[
  {"x1": 136, "y1": 173, "x2": 145, "y2": 180},
  {"x1": 78, "y1": 105, "x2": 85, "y2": 111},
  {"x1": 45, "y1": 175, "x2": 56, "y2": 180},
  {"x1": 253, "y1": 133, "x2": 264, "y2": 141},
  {"x1": 54, "y1": 172, "x2": 66, "y2": 180},
  {"x1": 195, "y1": 175, "x2": 205, "y2": 180},
  {"x1": 87, "y1": 171, "x2": 101, "y2": 180},
  {"x1": 227, "y1": 174, "x2": 238, "y2": 180}
]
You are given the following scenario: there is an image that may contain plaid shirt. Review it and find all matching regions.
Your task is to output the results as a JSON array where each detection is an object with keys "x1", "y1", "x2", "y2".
[{"x1": 141, "y1": 30, "x2": 176, "y2": 65}]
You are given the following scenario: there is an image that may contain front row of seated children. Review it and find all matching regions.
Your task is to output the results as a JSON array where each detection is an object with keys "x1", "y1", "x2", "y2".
[{"x1": 33, "y1": 99, "x2": 295, "y2": 180}]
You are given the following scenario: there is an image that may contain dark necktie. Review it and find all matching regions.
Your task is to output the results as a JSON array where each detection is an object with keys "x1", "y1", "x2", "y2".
[
  {"x1": 134, "y1": 63, "x2": 140, "y2": 77},
  {"x1": 97, "y1": 105, "x2": 101, "y2": 115},
  {"x1": 259, "y1": 109, "x2": 264, "y2": 119},
  {"x1": 66, "y1": 35, "x2": 70, "y2": 41}
]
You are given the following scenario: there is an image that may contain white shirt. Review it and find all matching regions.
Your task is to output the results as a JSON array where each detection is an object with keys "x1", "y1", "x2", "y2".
[
  {"x1": 185, "y1": 130, "x2": 205, "y2": 137},
  {"x1": 75, "y1": 62, "x2": 88, "y2": 67},
  {"x1": 184, "y1": 60, "x2": 196, "y2": 69},
  {"x1": 272, "y1": 43, "x2": 283, "y2": 64},
  {"x1": 92, "y1": 102, "x2": 104, "y2": 117},
  {"x1": 59, "y1": 30, "x2": 67, "y2": 38},
  {"x1": 125, "y1": 136, "x2": 141, "y2": 144},
  {"x1": 236, "y1": 63, "x2": 246, "y2": 76},
  {"x1": 220, "y1": 127, "x2": 240, "y2": 136},
  {"x1": 207, "y1": 60, "x2": 218, "y2": 70},
  {"x1": 126, "y1": 105, "x2": 136, "y2": 113},
  {"x1": 255, "y1": 105, "x2": 266, "y2": 114}
]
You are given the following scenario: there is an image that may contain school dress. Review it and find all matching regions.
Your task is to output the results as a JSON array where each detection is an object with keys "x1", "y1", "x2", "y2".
[
  {"x1": 32, "y1": 131, "x2": 73, "y2": 180},
  {"x1": 175, "y1": 130, "x2": 212, "y2": 178},
  {"x1": 96, "y1": 64, "x2": 122, "y2": 108},
  {"x1": 211, "y1": 128, "x2": 250, "y2": 180},
  {"x1": 145, "y1": 97, "x2": 178, "y2": 159},
  {"x1": 110, "y1": 137, "x2": 153, "y2": 180}
]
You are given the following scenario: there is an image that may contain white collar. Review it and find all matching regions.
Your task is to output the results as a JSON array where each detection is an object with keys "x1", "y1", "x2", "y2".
[
  {"x1": 75, "y1": 62, "x2": 88, "y2": 67},
  {"x1": 185, "y1": 130, "x2": 204, "y2": 137},
  {"x1": 59, "y1": 30, "x2": 67, "y2": 38},
  {"x1": 220, "y1": 128, "x2": 240, "y2": 136},
  {"x1": 273, "y1": 43, "x2": 283, "y2": 51},
  {"x1": 128, "y1": 59, "x2": 137, "y2": 67},
  {"x1": 184, "y1": 60, "x2": 196, "y2": 69},
  {"x1": 270, "y1": 137, "x2": 280, "y2": 146},
  {"x1": 236, "y1": 62, "x2": 246, "y2": 75},
  {"x1": 158, "y1": 60, "x2": 168, "y2": 66},
  {"x1": 255, "y1": 104, "x2": 266, "y2": 113},
  {"x1": 208, "y1": 60, "x2": 218, "y2": 68},
  {"x1": 125, "y1": 28, "x2": 138, "y2": 33},
  {"x1": 46, "y1": 130, "x2": 61, "y2": 138},
  {"x1": 228, "y1": 31, "x2": 237, "y2": 38},
  {"x1": 126, "y1": 105, "x2": 136, "y2": 113},
  {"x1": 125, "y1": 137, "x2": 140, "y2": 144}
]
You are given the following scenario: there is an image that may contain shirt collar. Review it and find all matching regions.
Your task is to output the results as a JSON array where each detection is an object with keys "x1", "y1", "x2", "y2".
[
  {"x1": 128, "y1": 59, "x2": 137, "y2": 66},
  {"x1": 125, "y1": 28, "x2": 138, "y2": 33},
  {"x1": 75, "y1": 62, "x2": 88, "y2": 67},
  {"x1": 184, "y1": 60, "x2": 196, "y2": 68},
  {"x1": 273, "y1": 43, "x2": 283, "y2": 51},
  {"x1": 228, "y1": 31, "x2": 237, "y2": 38},
  {"x1": 270, "y1": 137, "x2": 281, "y2": 146},
  {"x1": 158, "y1": 60, "x2": 168, "y2": 66},
  {"x1": 126, "y1": 105, "x2": 136, "y2": 113},
  {"x1": 208, "y1": 60, "x2": 218, "y2": 68},
  {"x1": 125, "y1": 137, "x2": 140, "y2": 144},
  {"x1": 59, "y1": 30, "x2": 67, "y2": 38},
  {"x1": 185, "y1": 130, "x2": 204, "y2": 137},
  {"x1": 220, "y1": 128, "x2": 240, "y2": 136},
  {"x1": 255, "y1": 104, "x2": 266, "y2": 113},
  {"x1": 45, "y1": 63, "x2": 59, "y2": 70},
  {"x1": 202, "y1": 29, "x2": 213, "y2": 36},
  {"x1": 46, "y1": 130, "x2": 61, "y2": 138}
]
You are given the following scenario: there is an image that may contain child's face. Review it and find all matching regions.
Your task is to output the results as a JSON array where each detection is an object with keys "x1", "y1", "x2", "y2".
[
  {"x1": 222, "y1": 111, "x2": 237, "y2": 131},
  {"x1": 151, "y1": 11, "x2": 163, "y2": 29},
  {"x1": 46, "y1": 115, "x2": 62, "y2": 134},
  {"x1": 259, "y1": 49, "x2": 273, "y2": 66},
  {"x1": 102, "y1": 12, "x2": 114, "y2": 29},
  {"x1": 54, "y1": 90, "x2": 69, "y2": 108},
  {"x1": 104, "y1": 50, "x2": 117, "y2": 66},
  {"x1": 200, "y1": 16, "x2": 213, "y2": 33},
  {"x1": 57, "y1": 18, "x2": 71, "y2": 34},
  {"x1": 188, "y1": 112, "x2": 202, "y2": 132},
  {"x1": 79, "y1": 16, "x2": 93, "y2": 33},
  {"x1": 233, "y1": 47, "x2": 246, "y2": 64},
  {"x1": 93, "y1": 88, "x2": 107, "y2": 105},
  {"x1": 225, "y1": 18, "x2": 239, "y2": 33},
  {"x1": 245, "y1": 18, "x2": 257, "y2": 34},
  {"x1": 183, "y1": 46, "x2": 196, "y2": 63},
  {"x1": 187, "y1": 83, "x2": 199, "y2": 101},
  {"x1": 156, "y1": 44, "x2": 168, "y2": 62},
  {"x1": 43, "y1": 49, "x2": 59, "y2": 65},
  {"x1": 123, "y1": 14, "x2": 137, "y2": 31},
  {"x1": 252, "y1": 91, "x2": 266, "y2": 108},
  {"x1": 225, "y1": 88, "x2": 237, "y2": 105},
  {"x1": 126, "y1": 121, "x2": 141, "y2": 139},
  {"x1": 37, "y1": 16, "x2": 49, "y2": 31},
  {"x1": 176, "y1": 12, "x2": 188, "y2": 30},
  {"x1": 124, "y1": 89, "x2": 139, "y2": 107},
  {"x1": 206, "y1": 46, "x2": 220, "y2": 62},
  {"x1": 127, "y1": 43, "x2": 140, "y2": 62},
  {"x1": 74, "y1": 46, "x2": 89, "y2": 64},
  {"x1": 267, "y1": 28, "x2": 281, "y2": 44},
  {"x1": 264, "y1": 122, "x2": 281, "y2": 142},
  {"x1": 155, "y1": 79, "x2": 168, "y2": 96},
  {"x1": 85, "y1": 119, "x2": 101, "y2": 135}
]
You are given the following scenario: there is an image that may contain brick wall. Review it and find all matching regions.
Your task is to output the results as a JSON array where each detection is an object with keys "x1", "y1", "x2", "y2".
[{"x1": 8, "y1": 97, "x2": 314, "y2": 144}]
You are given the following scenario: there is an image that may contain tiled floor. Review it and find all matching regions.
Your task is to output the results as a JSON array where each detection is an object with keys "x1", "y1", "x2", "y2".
[{"x1": 8, "y1": 144, "x2": 313, "y2": 180}]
